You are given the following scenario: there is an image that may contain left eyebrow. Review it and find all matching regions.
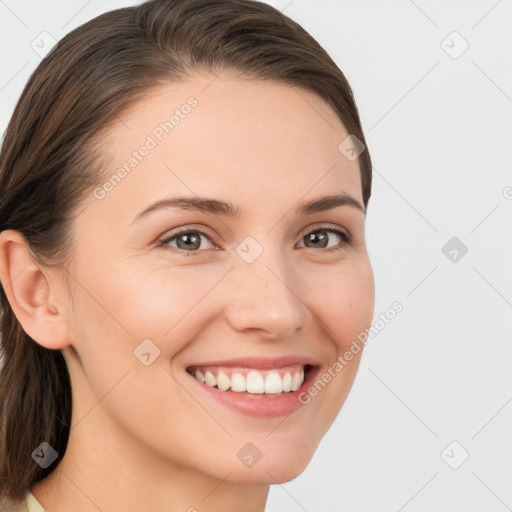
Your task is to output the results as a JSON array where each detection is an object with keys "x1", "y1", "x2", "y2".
[{"x1": 295, "y1": 194, "x2": 365, "y2": 216}]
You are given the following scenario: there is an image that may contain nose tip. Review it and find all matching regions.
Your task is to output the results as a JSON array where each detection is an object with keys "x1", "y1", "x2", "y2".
[{"x1": 224, "y1": 258, "x2": 309, "y2": 339}]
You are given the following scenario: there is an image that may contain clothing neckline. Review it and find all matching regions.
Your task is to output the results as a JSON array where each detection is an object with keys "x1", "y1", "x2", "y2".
[{"x1": 26, "y1": 489, "x2": 46, "y2": 512}]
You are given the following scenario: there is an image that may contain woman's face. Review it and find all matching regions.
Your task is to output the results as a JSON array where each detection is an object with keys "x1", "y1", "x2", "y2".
[{"x1": 60, "y1": 71, "x2": 374, "y2": 485}]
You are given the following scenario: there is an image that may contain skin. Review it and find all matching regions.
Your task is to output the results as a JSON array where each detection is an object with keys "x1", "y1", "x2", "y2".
[{"x1": 0, "y1": 71, "x2": 374, "y2": 512}]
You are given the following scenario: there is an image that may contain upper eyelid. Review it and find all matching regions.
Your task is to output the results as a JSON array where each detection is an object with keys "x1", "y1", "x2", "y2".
[
  {"x1": 299, "y1": 223, "x2": 349, "y2": 237},
  {"x1": 160, "y1": 226, "x2": 218, "y2": 244}
]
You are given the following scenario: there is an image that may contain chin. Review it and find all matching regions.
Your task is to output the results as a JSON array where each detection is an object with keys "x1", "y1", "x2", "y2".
[
  {"x1": 224, "y1": 458, "x2": 313, "y2": 486},
  {"x1": 215, "y1": 436, "x2": 319, "y2": 485}
]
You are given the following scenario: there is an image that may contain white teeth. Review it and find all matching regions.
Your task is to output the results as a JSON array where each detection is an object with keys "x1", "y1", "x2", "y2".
[
  {"x1": 231, "y1": 373, "x2": 246, "y2": 392},
  {"x1": 216, "y1": 370, "x2": 231, "y2": 391},
  {"x1": 246, "y1": 371, "x2": 265, "y2": 393},
  {"x1": 282, "y1": 372, "x2": 292, "y2": 392},
  {"x1": 190, "y1": 367, "x2": 306, "y2": 394},
  {"x1": 204, "y1": 371, "x2": 216, "y2": 387},
  {"x1": 264, "y1": 372, "x2": 283, "y2": 394},
  {"x1": 291, "y1": 368, "x2": 304, "y2": 391}
]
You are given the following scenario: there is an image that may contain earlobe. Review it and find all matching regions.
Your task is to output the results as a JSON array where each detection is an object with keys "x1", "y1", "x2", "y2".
[{"x1": 0, "y1": 229, "x2": 69, "y2": 350}]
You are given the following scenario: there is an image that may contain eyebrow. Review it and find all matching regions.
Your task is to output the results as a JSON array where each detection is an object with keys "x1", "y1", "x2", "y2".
[{"x1": 129, "y1": 193, "x2": 365, "y2": 224}]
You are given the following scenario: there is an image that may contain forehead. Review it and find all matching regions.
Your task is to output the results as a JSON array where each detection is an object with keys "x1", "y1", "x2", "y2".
[{"x1": 85, "y1": 72, "x2": 362, "y2": 222}]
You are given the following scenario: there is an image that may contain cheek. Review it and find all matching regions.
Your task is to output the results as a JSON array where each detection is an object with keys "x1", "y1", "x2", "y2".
[
  {"x1": 300, "y1": 259, "x2": 374, "y2": 422},
  {"x1": 308, "y1": 259, "x2": 375, "y2": 350},
  {"x1": 73, "y1": 259, "x2": 222, "y2": 347},
  {"x1": 112, "y1": 264, "x2": 230, "y2": 349}
]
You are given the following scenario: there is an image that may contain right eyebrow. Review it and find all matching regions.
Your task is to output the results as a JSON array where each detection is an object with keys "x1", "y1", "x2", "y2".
[{"x1": 129, "y1": 196, "x2": 242, "y2": 225}]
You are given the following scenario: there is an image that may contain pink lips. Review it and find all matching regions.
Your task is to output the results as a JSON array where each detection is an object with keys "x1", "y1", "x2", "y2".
[{"x1": 185, "y1": 356, "x2": 321, "y2": 418}]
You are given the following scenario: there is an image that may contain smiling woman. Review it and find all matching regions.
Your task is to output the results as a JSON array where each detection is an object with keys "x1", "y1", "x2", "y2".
[{"x1": 0, "y1": 1, "x2": 374, "y2": 511}]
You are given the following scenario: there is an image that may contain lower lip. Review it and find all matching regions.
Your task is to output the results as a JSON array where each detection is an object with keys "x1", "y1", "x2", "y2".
[{"x1": 187, "y1": 366, "x2": 320, "y2": 418}]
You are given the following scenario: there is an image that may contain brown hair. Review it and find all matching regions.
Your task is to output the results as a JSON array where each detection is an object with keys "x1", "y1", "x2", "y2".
[{"x1": 0, "y1": 0, "x2": 372, "y2": 502}]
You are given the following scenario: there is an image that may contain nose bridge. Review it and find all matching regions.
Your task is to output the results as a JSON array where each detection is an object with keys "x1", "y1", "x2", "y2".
[{"x1": 224, "y1": 238, "x2": 308, "y2": 337}]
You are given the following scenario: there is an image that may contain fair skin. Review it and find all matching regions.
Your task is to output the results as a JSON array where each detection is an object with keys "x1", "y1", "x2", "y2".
[{"x1": 0, "y1": 71, "x2": 374, "y2": 512}]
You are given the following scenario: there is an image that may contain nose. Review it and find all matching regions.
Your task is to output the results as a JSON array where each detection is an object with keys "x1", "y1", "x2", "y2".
[{"x1": 223, "y1": 248, "x2": 311, "y2": 340}]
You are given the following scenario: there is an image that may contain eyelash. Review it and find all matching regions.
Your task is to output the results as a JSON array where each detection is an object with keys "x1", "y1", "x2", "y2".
[{"x1": 159, "y1": 224, "x2": 351, "y2": 257}]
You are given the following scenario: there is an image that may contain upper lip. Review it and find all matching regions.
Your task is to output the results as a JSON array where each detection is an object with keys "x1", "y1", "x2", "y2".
[{"x1": 186, "y1": 355, "x2": 320, "y2": 370}]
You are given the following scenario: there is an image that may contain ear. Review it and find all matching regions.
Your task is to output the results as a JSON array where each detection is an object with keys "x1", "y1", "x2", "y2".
[{"x1": 0, "y1": 229, "x2": 70, "y2": 350}]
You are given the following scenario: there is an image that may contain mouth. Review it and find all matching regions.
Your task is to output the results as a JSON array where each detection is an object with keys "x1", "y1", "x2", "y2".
[
  {"x1": 184, "y1": 357, "x2": 320, "y2": 417},
  {"x1": 186, "y1": 363, "x2": 310, "y2": 396}
]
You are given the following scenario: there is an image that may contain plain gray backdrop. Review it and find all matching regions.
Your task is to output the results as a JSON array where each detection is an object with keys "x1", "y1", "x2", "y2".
[{"x1": 1, "y1": 1, "x2": 511, "y2": 510}]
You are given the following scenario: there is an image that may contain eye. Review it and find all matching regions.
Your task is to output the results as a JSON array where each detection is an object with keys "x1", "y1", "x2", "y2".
[
  {"x1": 159, "y1": 229, "x2": 216, "y2": 255},
  {"x1": 296, "y1": 225, "x2": 351, "y2": 252},
  {"x1": 159, "y1": 224, "x2": 351, "y2": 257}
]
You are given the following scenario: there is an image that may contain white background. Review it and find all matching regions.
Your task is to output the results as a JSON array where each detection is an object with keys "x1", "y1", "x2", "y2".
[{"x1": 1, "y1": 1, "x2": 511, "y2": 511}]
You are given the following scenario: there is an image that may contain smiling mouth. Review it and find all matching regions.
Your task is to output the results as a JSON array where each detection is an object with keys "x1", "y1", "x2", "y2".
[{"x1": 186, "y1": 364, "x2": 312, "y2": 396}]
